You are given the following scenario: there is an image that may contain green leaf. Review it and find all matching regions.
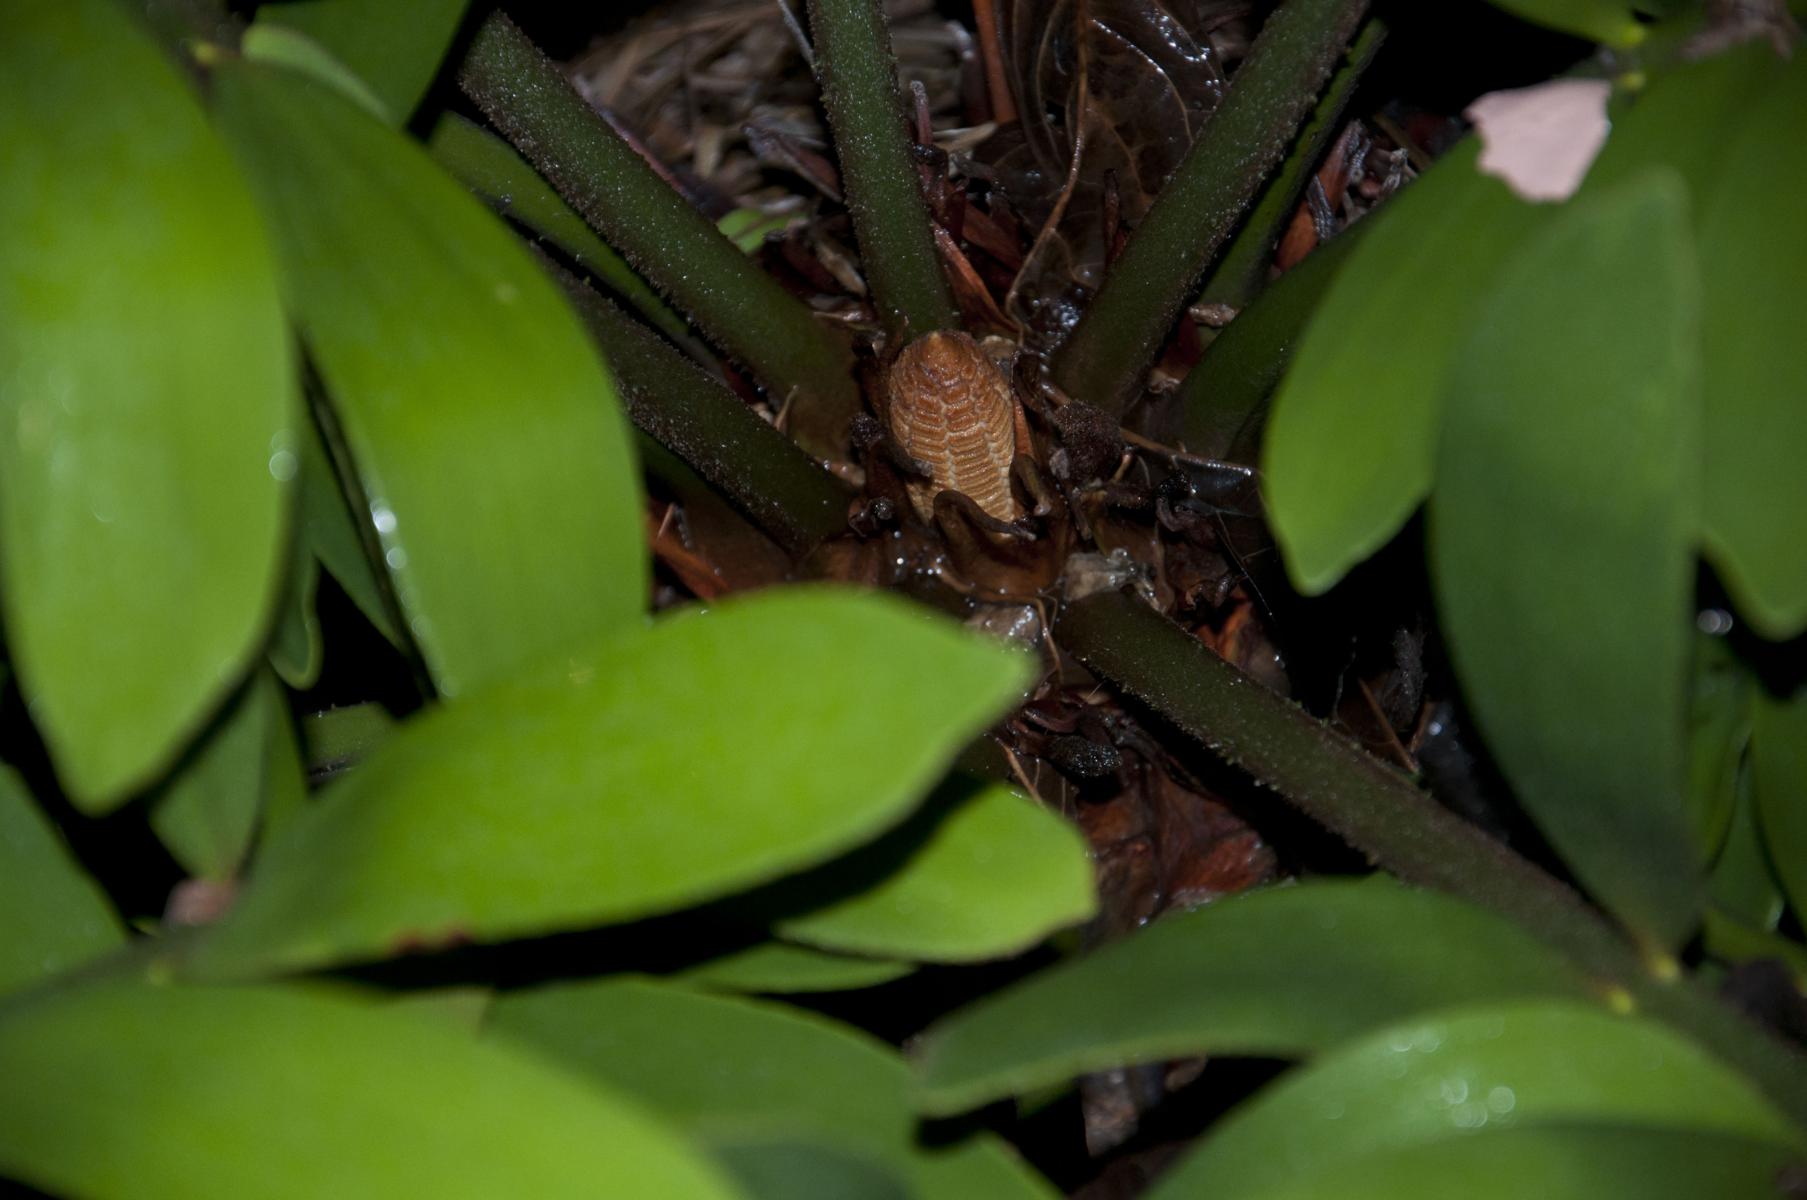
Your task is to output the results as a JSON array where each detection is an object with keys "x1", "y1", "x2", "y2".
[
  {"x1": 911, "y1": 1137, "x2": 1060, "y2": 1200},
  {"x1": 0, "y1": 0, "x2": 294, "y2": 807},
  {"x1": 913, "y1": 879, "x2": 1592, "y2": 1115},
  {"x1": 1263, "y1": 142, "x2": 1546, "y2": 593},
  {"x1": 1753, "y1": 685, "x2": 1807, "y2": 925},
  {"x1": 712, "y1": 1139, "x2": 909, "y2": 1200},
  {"x1": 488, "y1": 975, "x2": 1055, "y2": 1199},
  {"x1": 212, "y1": 61, "x2": 646, "y2": 696},
  {"x1": 0, "y1": 764, "x2": 124, "y2": 996},
  {"x1": 240, "y1": 23, "x2": 390, "y2": 120},
  {"x1": 149, "y1": 672, "x2": 284, "y2": 881},
  {"x1": 1480, "y1": 0, "x2": 1645, "y2": 46},
  {"x1": 1711, "y1": 757, "x2": 1784, "y2": 933},
  {"x1": 268, "y1": 539, "x2": 324, "y2": 688},
  {"x1": 253, "y1": 0, "x2": 471, "y2": 124},
  {"x1": 295, "y1": 412, "x2": 402, "y2": 649},
  {"x1": 190, "y1": 588, "x2": 1030, "y2": 977},
  {"x1": 1143, "y1": 1000, "x2": 1804, "y2": 1200},
  {"x1": 489, "y1": 977, "x2": 914, "y2": 1168},
  {"x1": 771, "y1": 779, "x2": 1096, "y2": 962},
  {"x1": 1696, "y1": 56, "x2": 1807, "y2": 638},
  {"x1": 426, "y1": 113, "x2": 693, "y2": 346},
  {"x1": 0, "y1": 979, "x2": 743, "y2": 1200},
  {"x1": 1430, "y1": 171, "x2": 1700, "y2": 951},
  {"x1": 679, "y1": 942, "x2": 915, "y2": 994},
  {"x1": 1684, "y1": 633, "x2": 1752, "y2": 860},
  {"x1": 1177, "y1": 1124, "x2": 1802, "y2": 1200},
  {"x1": 299, "y1": 701, "x2": 397, "y2": 780}
]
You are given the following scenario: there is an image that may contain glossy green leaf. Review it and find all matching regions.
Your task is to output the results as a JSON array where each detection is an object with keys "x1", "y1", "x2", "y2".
[
  {"x1": 0, "y1": 0, "x2": 294, "y2": 807},
  {"x1": 295, "y1": 413, "x2": 402, "y2": 649},
  {"x1": 426, "y1": 113, "x2": 692, "y2": 345},
  {"x1": 1753, "y1": 685, "x2": 1807, "y2": 924},
  {"x1": 0, "y1": 979, "x2": 742, "y2": 1200},
  {"x1": 1430, "y1": 171, "x2": 1700, "y2": 950},
  {"x1": 772, "y1": 779, "x2": 1095, "y2": 962},
  {"x1": 490, "y1": 977, "x2": 915, "y2": 1167},
  {"x1": 1696, "y1": 56, "x2": 1807, "y2": 638},
  {"x1": 212, "y1": 61, "x2": 645, "y2": 698},
  {"x1": 1179, "y1": 1124, "x2": 1801, "y2": 1200},
  {"x1": 913, "y1": 879, "x2": 1592, "y2": 1115},
  {"x1": 268, "y1": 539, "x2": 324, "y2": 688},
  {"x1": 254, "y1": 0, "x2": 471, "y2": 124},
  {"x1": 1144, "y1": 1000, "x2": 1804, "y2": 1200},
  {"x1": 0, "y1": 764, "x2": 123, "y2": 996},
  {"x1": 1684, "y1": 633, "x2": 1752, "y2": 859},
  {"x1": 1481, "y1": 0, "x2": 1644, "y2": 45},
  {"x1": 190, "y1": 588, "x2": 1030, "y2": 977},
  {"x1": 241, "y1": 23, "x2": 389, "y2": 120},
  {"x1": 679, "y1": 942, "x2": 916, "y2": 994},
  {"x1": 149, "y1": 672, "x2": 282, "y2": 881},
  {"x1": 1263, "y1": 142, "x2": 1546, "y2": 593}
]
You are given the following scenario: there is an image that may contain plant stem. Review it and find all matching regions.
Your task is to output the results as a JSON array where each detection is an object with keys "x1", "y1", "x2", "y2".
[
  {"x1": 1194, "y1": 18, "x2": 1386, "y2": 312},
  {"x1": 457, "y1": 13, "x2": 859, "y2": 445},
  {"x1": 1179, "y1": 218, "x2": 1364, "y2": 458},
  {"x1": 547, "y1": 261, "x2": 853, "y2": 556},
  {"x1": 1051, "y1": 0, "x2": 1370, "y2": 416},
  {"x1": 427, "y1": 113, "x2": 695, "y2": 350},
  {"x1": 806, "y1": 0, "x2": 958, "y2": 341},
  {"x1": 1056, "y1": 591, "x2": 1807, "y2": 1125}
]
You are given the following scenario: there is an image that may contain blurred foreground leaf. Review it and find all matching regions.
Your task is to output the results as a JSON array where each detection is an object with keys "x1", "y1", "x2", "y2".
[{"x1": 0, "y1": 0, "x2": 293, "y2": 807}]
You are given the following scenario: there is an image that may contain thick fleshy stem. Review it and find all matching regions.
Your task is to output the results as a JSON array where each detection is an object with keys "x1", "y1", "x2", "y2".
[
  {"x1": 456, "y1": 13, "x2": 859, "y2": 446},
  {"x1": 1056, "y1": 591, "x2": 1807, "y2": 1126},
  {"x1": 545, "y1": 260, "x2": 853, "y2": 557},
  {"x1": 1193, "y1": 17, "x2": 1386, "y2": 312},
  {"x1": 1051, "y1": 0, "x2": 1371, "y2": 415},
  {"x1": 806, "y1": 0, "x2": 959, "y2": 341}
]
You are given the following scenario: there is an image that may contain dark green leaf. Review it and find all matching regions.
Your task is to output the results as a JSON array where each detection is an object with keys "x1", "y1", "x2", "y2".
[
  {"x1": 296, "y1": 411, "x2": 403, "y2": 650},
  {"x1": 0, "y1": 0, "x2": 294, "y2": 807},
  {"x1": 189, "y1": 588, "x2": 1030, "y2": 977},
  {"x1": 212, "y1": 61, "x2": 646, "y2": 696},
  {"x1": 489, "y1": 976, "x2": 914, "y2": 1167},
  {"x1": 772, "y1": 779, "x2": 1095, "y2": 962},
  {"x1": 1711, "y1": 758, "x2": 1784, "y2": 933},
  {"x1": 149, "y1": 673, "x2": 280, "y2": 881},
  {"x1": 679, "y1": 943, "x2": 915, "y2": 994},
  {"x1": 913, "y1": 879, "x2": 1592, "y2": 1115},
  {"x1": 240, "y1": 22, "x2": 389, "y2": 119},
  {"x1": 713, "y1": 1139, "x2": 909, "y2": 1200},
  {"x1": 1685, "y1": 633, "x2": 1753, "y2": 860},
  {"x1": 0, "y1": 979, "x2": 743, "y2": 1200},
  {"x1": 1262, "y1": 142, "x2": 1546, "y2": 593},
  {"x1": 253, "y1": 0, "x2": 471, "y2": 124},
  {"x1": 1430, "y1": 171, "x2": 1700, "y2": 950},
  {"x1": 1695, "y1": 56, "x2": 1807, "y2": 638},
  {"x1": 1753, "y1": 685, "x2": 1807, "y2": 925},
  {"x1": 1143, "y1": 1000, "x2": 1804, "y2": 1200},
  {"x1": 299, "y1": 701, "x2": 397, "y2": 781},
  {"x1": 1480, "y1": 0, "x2": 1645, "y2": 45},
  {"x1": 0, "y1": 765, "x2": 123, "y2": 996},
  {"x1": 489, "y1": 975, "x2": 1054, "y2": 1198}
]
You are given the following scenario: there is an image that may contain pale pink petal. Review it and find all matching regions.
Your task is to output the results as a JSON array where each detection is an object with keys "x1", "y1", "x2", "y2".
[{"x1": 1465, "y1": 79, "x2": 1613, "y2": 203}]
